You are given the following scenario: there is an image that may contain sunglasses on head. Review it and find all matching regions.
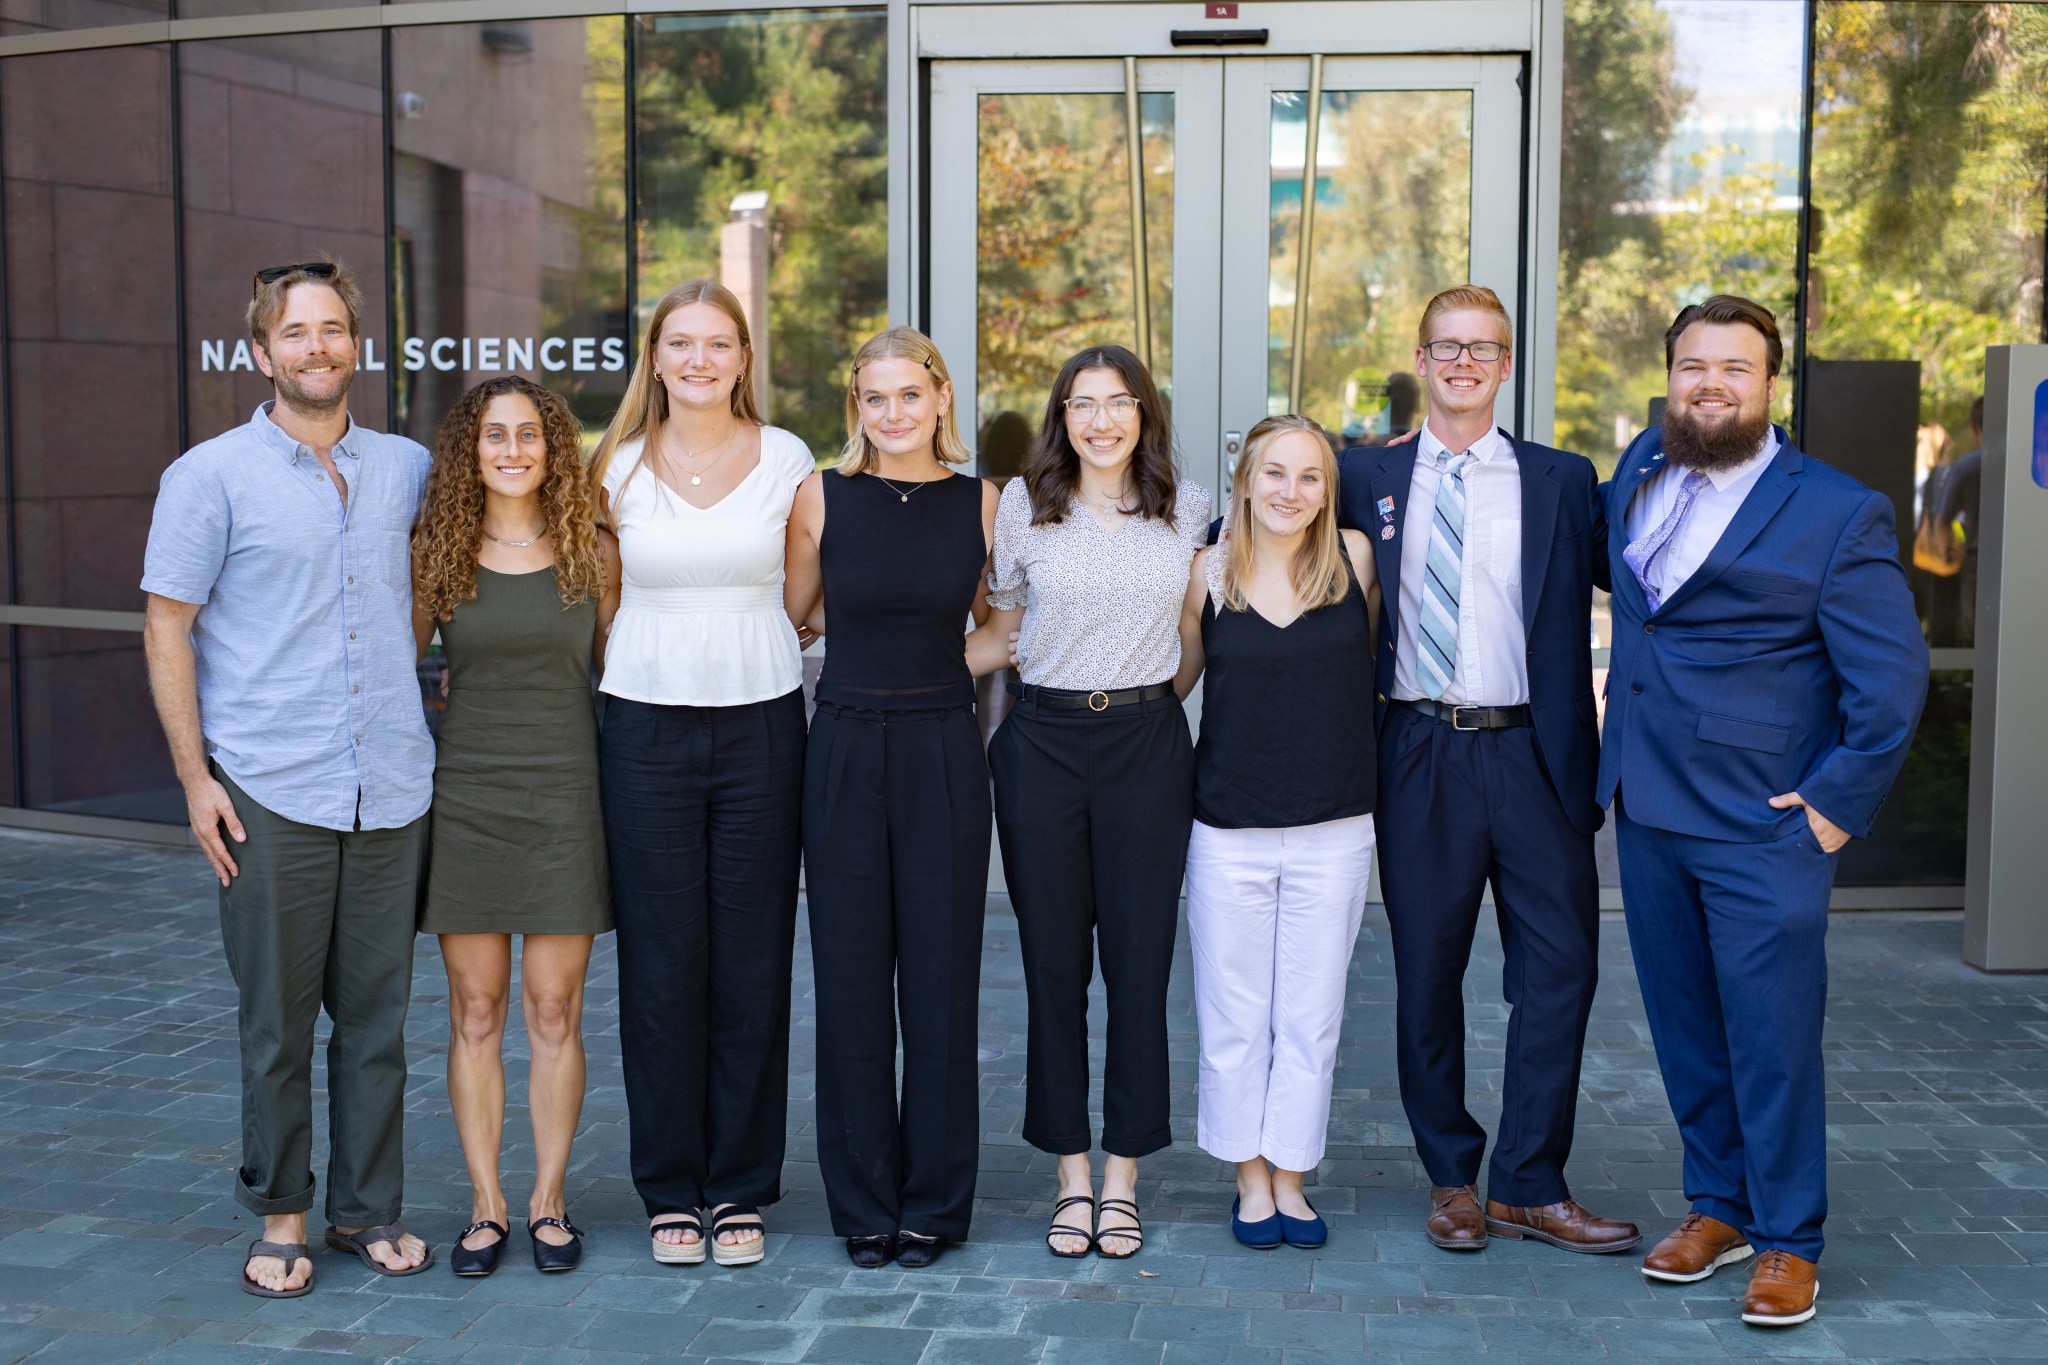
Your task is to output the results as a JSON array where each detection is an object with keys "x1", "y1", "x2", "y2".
[{"x1": 250, "y1": 261, "x2": 337, "y2": 294}]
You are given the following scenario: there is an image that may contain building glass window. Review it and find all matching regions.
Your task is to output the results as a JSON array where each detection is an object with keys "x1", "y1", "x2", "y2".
[
  {"x1": 1805, "y1": 0, "x2": 2046, "y2": 653},
  {"x1": 18, "y1": 626, "x2": 173, "y2": 820},
  {"x1": 634, "y1": 7, "x2": 888, "y2": 464},
  {"x1": 1556, "y1": 0, "x2": 1804, "y2": 472},
  {"x1": 4, "y1": 45, "x2": 178, "y2": 611},
  {"x1": 391, "y1": 17, "x2": 628, "y2": 446},
  {"x1": 180, "y1": 30, "x2": 389, "y2": 445},
  {"x1": 0, "y1": 0, "x2": 164, "y2": 37}
]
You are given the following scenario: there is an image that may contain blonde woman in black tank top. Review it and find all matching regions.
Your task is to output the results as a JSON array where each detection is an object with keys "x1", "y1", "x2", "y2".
[
  {"x1": 784, "y1": 328, "x2": 1002, "y2": 1271},
  {"x1": 1171, "y1": 415, "x2": 1381, "y2": 1251}
]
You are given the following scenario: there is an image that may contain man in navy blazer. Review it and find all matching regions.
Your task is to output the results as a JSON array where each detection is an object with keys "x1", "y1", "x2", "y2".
[
  {"x1": 1337, "y1": 286, "x2": 1636, "y2": 1257},
  {"x1": 1603, "y1": 296, "x2": 1927, "y2": 1327}
]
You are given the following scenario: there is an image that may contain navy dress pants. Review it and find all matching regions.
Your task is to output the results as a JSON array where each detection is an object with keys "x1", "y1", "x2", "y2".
[
  {"x1": 1617, "y1": 801, "x2": 1835, "y2": 1263},
  {"x1": 1375, "y1": 704, "x2": 1600, "y2": 1206}
]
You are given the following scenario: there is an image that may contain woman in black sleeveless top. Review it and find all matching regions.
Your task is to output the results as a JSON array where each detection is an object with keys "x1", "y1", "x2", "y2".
[
  {"x1": 1171, "y1": 414, "x2": 1381, "y2": 1252},
  {"x1": 784, "y1": 327, "x2": 1001, "y2": 1271}
]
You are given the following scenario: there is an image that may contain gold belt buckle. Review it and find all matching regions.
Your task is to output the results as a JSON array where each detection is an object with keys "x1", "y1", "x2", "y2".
[{"x1": 1087, "y1": 690, "x2": 1111, "y2": 712}]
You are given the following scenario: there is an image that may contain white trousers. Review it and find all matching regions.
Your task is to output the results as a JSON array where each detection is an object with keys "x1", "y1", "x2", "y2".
[{"x1": 1186, "y1": 813, "x2": 1376, "y2": 1171}]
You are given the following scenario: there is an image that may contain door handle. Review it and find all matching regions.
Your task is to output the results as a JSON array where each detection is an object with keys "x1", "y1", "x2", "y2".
[{"x1": 1222, "y1": 429, "x2": 1243, "y2": 497}]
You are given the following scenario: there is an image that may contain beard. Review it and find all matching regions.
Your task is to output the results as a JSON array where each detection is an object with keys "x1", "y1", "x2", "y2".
[
  {"x1": 1662, "y1": 398, "x2": 1771, "y2": 473},
  {"x1": 272, "y1": 356, "x2": 353, "y2": 417}
]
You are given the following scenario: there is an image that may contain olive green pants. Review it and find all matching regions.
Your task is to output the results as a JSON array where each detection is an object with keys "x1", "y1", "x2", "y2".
[{"x1": 215, "y1": 769, "x2": 427, "y2": 1225}]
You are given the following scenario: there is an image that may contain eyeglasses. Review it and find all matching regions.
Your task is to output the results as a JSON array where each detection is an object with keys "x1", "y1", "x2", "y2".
[
  {"x1": 251, "y1": 261, "x2": 338, "y2": 295},
  {"x1": 1424, "y1": 339, "x2": 1508, "y2": 363},
  {"x1": 1063, "y1": 396, "x2": 1141, "y2": 423}
]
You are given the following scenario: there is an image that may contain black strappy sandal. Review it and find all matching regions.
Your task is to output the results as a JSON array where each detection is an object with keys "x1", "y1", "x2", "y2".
[
  {"x1": 1046, "y1": 1194, "x2": 1096, "y2": 1259},
  {"x1": 895, "y1": 1230, "x2": 944, "y2": 1269},
  {"x1": 650, "y1": 1212, "x2": 705, "y2": 1265},
  {"x1": 1094, "y1": 1198, "x2": 1145, "y2": 1259},
  {"x1": 528, "y1": 1216, "x2": 585, "y2": 1273},
  {"x1": 450, "y1": 1220, "x2": 507, "y2": 1277},
  {"x1": 708, "y1": 1204, "x2": 765, "y2": 1267},
  {"x1": 846, "y1": 1233, "x2": 895, "y2": 1268}
]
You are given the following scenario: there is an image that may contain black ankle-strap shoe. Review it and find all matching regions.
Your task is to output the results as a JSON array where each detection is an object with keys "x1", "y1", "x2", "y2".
[
  {"x1": 450, "y1": 1220, "x2": 507, "y2": 1278},
  {"x1": 528, "y1": 1216, "x2": 585, "y2": 1273}
]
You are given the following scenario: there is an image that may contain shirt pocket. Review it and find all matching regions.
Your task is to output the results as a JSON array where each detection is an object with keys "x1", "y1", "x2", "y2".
[{"x1": 1482, "y1": 517, "x2": 1522, "y2": 584}]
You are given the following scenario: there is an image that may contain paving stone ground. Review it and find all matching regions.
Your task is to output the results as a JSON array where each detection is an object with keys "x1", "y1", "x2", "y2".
[{"x1": 0, "y1": 827, "x2": 2044, "y2": 1363}]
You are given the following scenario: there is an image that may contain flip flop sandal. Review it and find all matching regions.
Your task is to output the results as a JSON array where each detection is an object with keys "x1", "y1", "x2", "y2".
[
  {"x1": 1046, "y1": 1194, "x2": 1096, "y2": 1259},
  {"x1": 1094, "y1": 1198, "x2": 1145, "y2": 1259},
  {"x1": 323, "y1": 1223, "x2": 435, "y2": 1276},
  {"x1": 708, "y1": 1205, "x2": 766, "y2": 1267},
  {"x1": 650, "y1": 1213, "x2": 707, "y2": 1265},
  {"x1": 240, "y1": 1238, "x2": 313, "y2": 1298}
]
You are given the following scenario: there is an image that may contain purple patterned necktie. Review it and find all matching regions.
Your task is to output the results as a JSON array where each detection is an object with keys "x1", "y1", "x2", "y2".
[{"x1": 1624, "y1": 469, "x2": 1711, "y2": 613}]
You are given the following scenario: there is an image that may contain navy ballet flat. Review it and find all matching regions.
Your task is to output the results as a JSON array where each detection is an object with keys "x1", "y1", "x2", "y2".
[
  {"x1": 1231, "y1": 1196, "x2": 1284, "y2": 1250},
  {"x1": 1279, "y1": 1201, "x2": 1328, "y2": 1249}
]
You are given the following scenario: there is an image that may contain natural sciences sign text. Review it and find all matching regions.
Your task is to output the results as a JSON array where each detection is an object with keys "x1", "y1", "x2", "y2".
[{"x1": 200, "y1": 336, "x2": 630, "y2": 374}]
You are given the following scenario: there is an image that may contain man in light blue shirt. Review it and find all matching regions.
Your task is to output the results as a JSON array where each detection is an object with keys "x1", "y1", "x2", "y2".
[{"x1": 142, "y1": 259, "x2": 435, "y2": 1297}]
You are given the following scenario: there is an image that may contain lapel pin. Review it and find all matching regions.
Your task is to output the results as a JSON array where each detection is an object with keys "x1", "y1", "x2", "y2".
[
  {"x1": 1377, "y1": 495, "x2": 1396, "y2": 516},
  {"x1": 1380, "y1": 525, "x2": 1396, "y2": 540}
]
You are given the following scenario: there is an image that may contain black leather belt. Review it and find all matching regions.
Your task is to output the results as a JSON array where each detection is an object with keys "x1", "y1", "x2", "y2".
[
  {"x1": 1017, "y1": 681, "x2": 1176, "y2": 712},
  {"x1": 1395, "y1": 697, "x2": 1532, "y2": 730}
]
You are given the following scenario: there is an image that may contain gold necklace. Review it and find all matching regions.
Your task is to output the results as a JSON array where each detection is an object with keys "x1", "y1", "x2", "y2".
[{"x1": 661, "y1": 423, "x2": 740, "y2": 487}]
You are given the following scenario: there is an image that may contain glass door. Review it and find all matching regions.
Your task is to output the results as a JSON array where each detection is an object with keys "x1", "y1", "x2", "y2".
[
  {"x1": 927, "y1": 51, "x2": 1523, "y2": 497},
  {"x1": 1218, "y1": 55, "x2": 1524, "y2": 487},
  {"x1": 928, "y1": 57, "x2": 1222, "y2": 491}
]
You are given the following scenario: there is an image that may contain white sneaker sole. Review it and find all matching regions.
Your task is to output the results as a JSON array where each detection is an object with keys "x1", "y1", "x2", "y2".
[
  {"x1": 1641, "y1": 1242, "x2": 1755, "y2": 1283},
  {"x1": 1742, "y1": 1284, "x2": 1817, "y2": 1327}
]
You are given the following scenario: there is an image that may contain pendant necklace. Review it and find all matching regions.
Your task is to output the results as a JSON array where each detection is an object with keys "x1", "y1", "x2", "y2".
[
  {"x1": 867, "y1": 471, "x2": 934, "y2": 503},
  {"x1": 663, "y1": 423, "x2": 739, "y2": 487},
  {"x1": 482, "y1": 525, "x2": 546, "y2": 548}
]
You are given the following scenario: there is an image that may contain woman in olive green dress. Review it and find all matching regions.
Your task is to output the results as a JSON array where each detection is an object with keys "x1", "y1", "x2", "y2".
[{"x1": 411, "y1": 375, "x2": 620, "y2": 1277}]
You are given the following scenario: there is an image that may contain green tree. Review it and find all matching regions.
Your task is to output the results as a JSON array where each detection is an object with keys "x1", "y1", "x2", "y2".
[{"x1": 635, "y1": 11, "x2": 889, "y2": 460}]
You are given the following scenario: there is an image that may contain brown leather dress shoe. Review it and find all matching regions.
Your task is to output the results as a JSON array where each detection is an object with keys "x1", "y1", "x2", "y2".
[
  {"x1": 1741, "y1": 1249, "x2": 1818, "y2": 1326},
  {"x1": 1482, "y1": 1198, "x2": 1642, "y2": 1253},
  {"x1": 1641, "y1": 1211, "x2": 1753, "y2": 1283},
  {"x1": 1426, "y1": 1185, "x2": 1487, "y2": 1250}
]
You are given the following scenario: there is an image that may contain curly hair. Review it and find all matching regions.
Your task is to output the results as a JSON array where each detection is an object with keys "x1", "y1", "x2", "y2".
[{"x1": 413, "y1": 375, "x2": 605, "y2": 623}]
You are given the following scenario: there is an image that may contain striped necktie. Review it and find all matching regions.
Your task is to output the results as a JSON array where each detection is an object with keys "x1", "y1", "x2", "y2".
[{"x1": 1415, "y1": 450, "x2": 1475, "y2": 700}]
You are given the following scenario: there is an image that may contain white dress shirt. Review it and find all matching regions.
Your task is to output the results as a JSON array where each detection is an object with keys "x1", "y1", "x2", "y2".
[
  {"x1": 1392, "y1": 422, "x2": 1529, "y2": 706},
  {"x1": 1622, "y1": 430, "x2": 1780, "y2": 607}
]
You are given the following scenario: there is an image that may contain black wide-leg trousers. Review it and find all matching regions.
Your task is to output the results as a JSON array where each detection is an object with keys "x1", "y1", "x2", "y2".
[
  {"x1": 989, "y1": 690, "x2": 1194, "y2": 1158},
  {"x1": 804, "y1": 702, "x2": 991, "y2": 1240},
  {"x1": 601, "y1": 690, "x2": 805, "y2": 1217}
]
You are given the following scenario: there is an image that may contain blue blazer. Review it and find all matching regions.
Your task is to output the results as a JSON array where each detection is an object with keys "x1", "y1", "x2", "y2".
[
  {"x1": 1337, "y1": 433, "x2": 1609, "y2": 836},
  {"x1": 1597, "y1": 425, "x2": 1928, "y2": 843}
]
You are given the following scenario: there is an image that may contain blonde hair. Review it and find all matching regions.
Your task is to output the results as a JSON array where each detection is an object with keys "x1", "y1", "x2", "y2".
[
  {"x1": 838, "y1": 327, "x2": 972, "y2": 476},
  {"x1": 248, "y1": 254, "x2": 362, "y2": 350},
  {"x1": 1220, "y1": 414, "x2": 1351, "y2": 615},
  {"x1": 590, "y1": 278, "x2": 763, "y2": 512},
  {"x1": 1417, "y1": 283, "x2": 1513, "y2": 350}
]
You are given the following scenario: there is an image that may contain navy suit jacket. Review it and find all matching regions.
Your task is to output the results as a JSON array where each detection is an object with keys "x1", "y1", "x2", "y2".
[
  {"x1": 1337, "y1": 432, "x2": 1609, "y2": 836},
  {"x1": 1597, "y1": 425, "x2": 1928, "y2": 843}
]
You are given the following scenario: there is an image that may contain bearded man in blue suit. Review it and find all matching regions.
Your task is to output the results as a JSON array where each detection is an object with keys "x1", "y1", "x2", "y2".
[{"x1": 1602, "y1": 295, "x2": 1927, "y2": 1328}]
